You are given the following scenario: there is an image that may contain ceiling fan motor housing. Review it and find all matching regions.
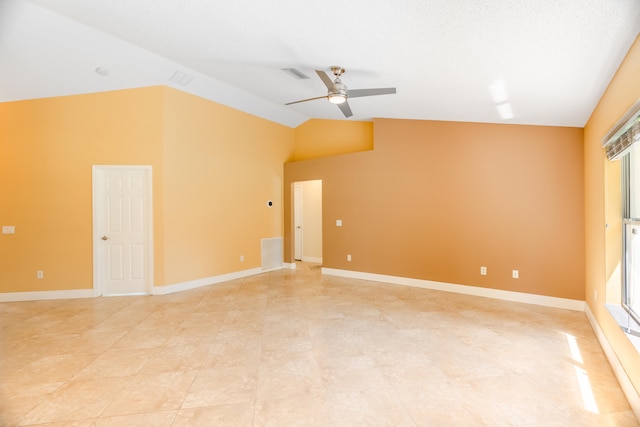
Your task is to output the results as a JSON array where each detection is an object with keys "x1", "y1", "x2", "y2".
[{"x1": 328, "y1": 82, "x2": 347, "y2": 104}]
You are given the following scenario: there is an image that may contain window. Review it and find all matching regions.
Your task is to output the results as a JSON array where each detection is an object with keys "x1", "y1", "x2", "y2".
[
  {"x1": 623, "y1": 148, "x2": 640, "y2": 324},
  {"x1": 603, "y1": 99, "x2": 640, "y2": 327}
]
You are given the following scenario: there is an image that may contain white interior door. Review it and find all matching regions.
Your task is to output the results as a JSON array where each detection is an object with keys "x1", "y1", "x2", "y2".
[
  {"x1": 93, "y1": 166, "x2": 152, "y2": 296},
  {"x1": 294, "y1": 184, "x2": 303, "y2": 261}
]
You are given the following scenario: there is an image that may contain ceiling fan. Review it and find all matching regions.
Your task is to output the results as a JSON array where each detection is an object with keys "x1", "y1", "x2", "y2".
[{"x1": 285, "y1": 66, "x2": 396, "y2": 117}]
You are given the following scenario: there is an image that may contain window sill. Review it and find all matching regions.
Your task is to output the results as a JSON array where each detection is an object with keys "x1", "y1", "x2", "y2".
[{"x1": 606, "y1": 304, "x2": 640, "y2": 353}]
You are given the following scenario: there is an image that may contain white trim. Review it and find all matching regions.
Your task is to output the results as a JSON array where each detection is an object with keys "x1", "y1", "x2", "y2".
[
  {"x1": 0, "y1": 289, "x2": 95, "y2": 302},
  {"x1": 283, "y1": 262, "x2": 297, "y2": 270},
  {"x1": 92, "y1": 165, "x2": 154, "y2": 297},
  {"x1": 322, "y1": 268, "x2": 585, "y2": 311},
  {"x1": 301, "y1": 256, "x2": 322, "y2": 263},
  {"x1": 585, "y1": 304, "x2": 640, "y2": 420},
  {"x1": 152, "y1": 266, "x2": 282, "y2": 295}
]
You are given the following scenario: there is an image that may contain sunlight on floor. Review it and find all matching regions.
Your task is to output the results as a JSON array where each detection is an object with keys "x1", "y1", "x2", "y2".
[{"x1": 566, "y1": 332, "x2": 599, "y2": 414}]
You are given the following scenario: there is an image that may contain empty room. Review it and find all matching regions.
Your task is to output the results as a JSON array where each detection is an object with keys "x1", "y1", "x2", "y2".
[{"x1": 1, "y1": 0, "x2": 640, "y2": 426}]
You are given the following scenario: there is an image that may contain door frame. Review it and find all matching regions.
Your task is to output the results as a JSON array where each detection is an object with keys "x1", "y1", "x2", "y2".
[
  {"x1": 294, "y1": 183, "x2": 303, "y2": 261},
  {"x1": 92, "y1": 165, "x2": 154, "y2": 296},
  {"x1": 292, "y1": 180, "x2": 323, "y2": 264}
]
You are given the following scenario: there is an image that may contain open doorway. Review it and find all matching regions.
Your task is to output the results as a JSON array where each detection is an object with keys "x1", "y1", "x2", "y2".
[{"x1": 293, "y1": 180, "x2": 322, "y2": 263}]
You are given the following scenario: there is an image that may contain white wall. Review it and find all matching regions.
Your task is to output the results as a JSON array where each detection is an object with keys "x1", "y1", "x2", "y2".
[{"x1": 301, "y1": 180, "x2": 322, "y2": 262}]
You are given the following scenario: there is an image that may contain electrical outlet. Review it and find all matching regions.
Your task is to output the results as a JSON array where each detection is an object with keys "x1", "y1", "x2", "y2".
[
  {"x1": 512, "y1": 270, "x2": 519, "y2": 279},
  {"x1": 36, "y1": 270, "x2": 44, "y2": 279},
  {"x1": 480, "y1": 266, "x2": 487, "y2": 275},
  {"x1": 240, "y1": 255, "x2": 244, "y2": 262},
  {"x1": 347, "y1": 254, "x2": 352, "y2": 262}
]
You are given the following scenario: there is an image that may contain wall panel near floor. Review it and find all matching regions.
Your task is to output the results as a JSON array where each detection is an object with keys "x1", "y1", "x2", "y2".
[{"x1": 285, "y1": 118, "x2": 585, "y2": 301}]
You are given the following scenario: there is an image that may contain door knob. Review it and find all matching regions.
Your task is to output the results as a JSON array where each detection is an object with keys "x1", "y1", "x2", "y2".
[{"x1": 101, "y1": 236, "x2": 109, "y2": 240}]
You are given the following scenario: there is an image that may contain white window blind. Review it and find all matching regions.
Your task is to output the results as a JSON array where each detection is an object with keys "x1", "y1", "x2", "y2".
[{"x1": 603, "y1": 98, "x2": 640, "y2": 161}]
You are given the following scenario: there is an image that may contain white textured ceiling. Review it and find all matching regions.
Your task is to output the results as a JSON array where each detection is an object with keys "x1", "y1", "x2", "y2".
[{"x1": 2, "y1": 0, "x2": 640, "y2": 128}]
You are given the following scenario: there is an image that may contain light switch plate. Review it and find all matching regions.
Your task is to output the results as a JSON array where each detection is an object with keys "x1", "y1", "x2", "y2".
[
  {"x1": 336, "y1": 220, "x2": 342, "y2": 226},
  {"x1": 2, "y1": 226, "x2": 15, "y2": 234}
]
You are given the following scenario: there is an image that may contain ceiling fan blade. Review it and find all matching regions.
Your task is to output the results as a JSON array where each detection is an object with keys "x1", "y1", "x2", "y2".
[
  {"x1": 337, "y1": 101, "x2": 353, "y2": 118},
  {"x1": 347, "y1": 88, "x2": 396, "y2": 98},
  {"x1": 285, "y1": 95, "x2": 328, "y2": 105},
  {"x1": 316, "y1": 70, "x2": 337, "y2": 91}
]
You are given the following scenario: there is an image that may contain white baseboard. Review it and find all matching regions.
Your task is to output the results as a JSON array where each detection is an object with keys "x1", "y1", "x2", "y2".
[
  {"x1": 585, "y1": 304, "x2": 640, "y2": 420},
  {"x1": 152, "y1": 265, "x2": 283, "y2": 295},
  {"x1": 0, "y1": 289, "x2": 96, "y2": 302},
  {"x1": 321, "y1": 268, "x2": 585, "y2": 311},
  {"x1": 283, "y1": 262, "x2": 296, "y2": 270},
  {"x1": 0, "y1": 265, "x2": 287, "y2": 301},
  {"x1": 301, "y1": 256, "x2": 322, "y2": 263}
]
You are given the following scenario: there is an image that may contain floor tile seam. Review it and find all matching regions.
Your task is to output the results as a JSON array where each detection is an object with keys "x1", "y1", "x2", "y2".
[
  {"x1": 251, "y1": 313, "x2": 269, "y2": 426},
  {"x1": 71, "y1": 375, "x2": 136, "y2": 421},
  {"x1": 21, "y1": 416, "x2": 99, "y2": 426},
  {"x1": 385, "y1": 383, "x2": 423, "y2": 427},
  {"x1": 19, "y1": 379, "x2": 115, "y2": 426},
  {"x1": 173, "y1": 369, "x2": 201, "y2": 420},
  {"x1": 1, "y1": 383, "x2": 68, "y2": 425},
  {"x1": 101, "y1": 371, "x2": 198, "y2": 418},
  {"x1": 98, "y1": 408, "x2": 179, "y2": 423},
  {"x1": 63, "y1": 351, "x2": 115, "y2": 382}
]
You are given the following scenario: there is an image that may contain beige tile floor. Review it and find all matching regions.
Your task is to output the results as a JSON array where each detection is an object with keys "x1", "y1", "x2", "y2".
[{"x1": 1, "y1": 262, "x2": 638, "y2": 426}]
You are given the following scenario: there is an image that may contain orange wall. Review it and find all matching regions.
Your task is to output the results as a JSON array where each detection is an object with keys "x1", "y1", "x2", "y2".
[
  {"x1": 292, "y1": 119, "x2": 373, "y2": 161},
  {"x1": 0, "y1": 87, "x2": 164, "y2": 292},
  {"x1": 584, "y1": 34, "x2": 640, "y2": 393},
  {"x1": 285, "y1": 118, "x2": 585, "y2": 300},
  {"x1": 0, "y1": 86, "x2": 294, "y2": 293},
  {"x1": 161, "y1": 88, "x2": 294, "y2": 284}
]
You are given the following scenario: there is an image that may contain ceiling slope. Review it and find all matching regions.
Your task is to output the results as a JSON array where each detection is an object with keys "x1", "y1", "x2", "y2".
[{"x1": 3, "y1": 0, "x2": 640, "y2": 127}]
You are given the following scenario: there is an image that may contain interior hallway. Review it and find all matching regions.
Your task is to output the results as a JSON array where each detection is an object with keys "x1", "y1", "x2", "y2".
[{"x1": 0, "y1": 263, "x2": 637, "y2": 426}]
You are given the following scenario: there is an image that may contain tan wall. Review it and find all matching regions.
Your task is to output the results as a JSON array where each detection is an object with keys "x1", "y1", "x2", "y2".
[
  {"x1": 285, "y1": 118, "x2": 585, "y2": 300},
  {"x1": 292, "y1": 119, "x2": 373, "y2": 161},
  {"x1": 0, "y1": 86, "x2": 294, "y2": 293},
  {"x1": 300, "y1": 180, "x2": 322, "y2": 260},
  {"x1": 0, "y1": 87, "x2": 165, "y2": 292},
  {"x1": 585, "y1": 35, "x2": 640, "y2": 393}
]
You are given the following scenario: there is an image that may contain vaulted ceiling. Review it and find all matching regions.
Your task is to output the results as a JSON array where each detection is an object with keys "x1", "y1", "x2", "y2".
[{"x1": 2, "y1": 0, "x2": 639, "y2": 128}]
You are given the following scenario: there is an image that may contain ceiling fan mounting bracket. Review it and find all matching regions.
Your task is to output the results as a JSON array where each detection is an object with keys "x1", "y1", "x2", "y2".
[{"x1": 330, "y1": 66, "x2": 345, "y2": 77}]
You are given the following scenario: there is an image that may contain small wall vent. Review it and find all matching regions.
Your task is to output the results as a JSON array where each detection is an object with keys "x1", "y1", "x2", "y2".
[{"x1": 261, "y1": 237, "x2": 283, "y2": 269}]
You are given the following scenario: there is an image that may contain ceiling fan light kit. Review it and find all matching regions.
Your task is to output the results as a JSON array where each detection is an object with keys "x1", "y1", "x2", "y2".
[
  {"x1": 328, "y1": 93, "x2": 346, "y2": 104},
  {"x1": 285, "y1": 66, "x2": 396, "y2": 117}
]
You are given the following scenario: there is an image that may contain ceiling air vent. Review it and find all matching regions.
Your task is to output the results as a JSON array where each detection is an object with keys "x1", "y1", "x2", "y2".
[
  {"x1": 281, "y1": 68, "x2": 310, "y2": 80},
  {"x1": 169, "y1": 70, "x2": 194, "y2": 86}
]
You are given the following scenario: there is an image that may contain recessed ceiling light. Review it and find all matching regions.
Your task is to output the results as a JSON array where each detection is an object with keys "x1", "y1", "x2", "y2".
[{"x1": 95, "y1": 67, "x2": 110, "y2": 76}]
